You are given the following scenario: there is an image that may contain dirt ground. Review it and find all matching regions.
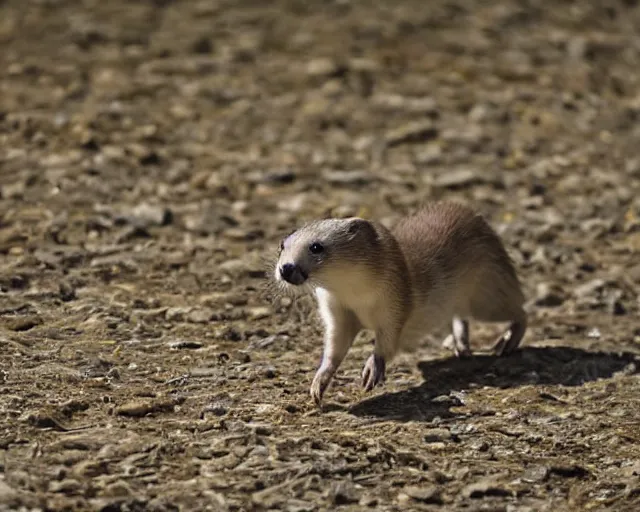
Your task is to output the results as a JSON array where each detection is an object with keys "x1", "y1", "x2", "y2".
[{"x1": 2, "y1": 0, "x2": 640, "y2": 510}]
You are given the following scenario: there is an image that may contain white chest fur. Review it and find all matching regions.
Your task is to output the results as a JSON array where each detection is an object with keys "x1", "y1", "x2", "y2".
[{"x1": 315, "y1": 285, "x2": 379, "y2": 330}]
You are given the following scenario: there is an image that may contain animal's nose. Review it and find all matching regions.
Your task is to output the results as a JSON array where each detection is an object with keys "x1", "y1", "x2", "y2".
[
  {"x1": 280, "y1": 263, "x2": 296, "y2": 281},
  {"x1": 280, "y1": 263, "x2": 306, "y2": 285}
]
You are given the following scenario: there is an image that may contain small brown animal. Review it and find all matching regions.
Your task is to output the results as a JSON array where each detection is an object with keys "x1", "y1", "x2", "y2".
[{"x1": 274, "y1": 201, "x2": 527, "y2": 405}]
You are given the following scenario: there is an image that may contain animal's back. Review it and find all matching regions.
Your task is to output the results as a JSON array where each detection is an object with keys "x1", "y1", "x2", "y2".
[{"x1": 392, "y1": 201, "x2": 524, "y2": 325}]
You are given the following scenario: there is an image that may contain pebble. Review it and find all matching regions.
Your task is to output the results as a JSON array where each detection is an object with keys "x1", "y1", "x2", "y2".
[
  {"x1": 187, "y1": 308, "x2": 215, "y2": 323},
  {"x1": 423, "y1": 428, "x2": 453, "y2": 443},
  {"x1": 59, "y1": 281, "x2": 77, "y2": 302},
  {"x1": 326, "y1": 481, "x2": 359, "y2": 505},
  {"x1": 248, "y1": 306, "x2": 271, "y2": 320},
  {"x1": 432, "y1": 168, "x2": 485, "y2": 189},
  {"x1": 1, "y1": 181, "x2": 26, "y2": 199},
  {"x1": 587, "y1": 327, "x2": 601, "y2": 339},
  {"x1": 168, "y1": 340, "x2": 204, "y2": 350},
  {"x1": 306, "y1": 57, "x2": 343, "y2": 77},
  {"x1": 574, "y1": 279, "x2": 606, "y2": 298},
  {"x1": 522, "y1": 464, "x2": 549, "y2": 483},
  {"x1": 321, "y1": 169, "x2": 374, "y2": 185},
  {"x1": 372, "y1": 94, "x2": 438, "y2": 115},
  {"x1": 385, "y1": 120, "x2": 438, "y2": 146},
  {"x1": 49, "y1": 479, "x2": 82, "y2": 494},
  {"x1": 534, "y1": 282, "x2": 565, "y2": 307},
  {"x1": 165, "y1": 307, "x2": 191, "y2": 322},
  {"x1": 115, "y1": 398, "x2": 178, "y2": 417},
  {"x1": 398, "y1": 485, "x2": 442, "y2": 505},
  {"x1": 6, "y1": 315, "x2": 42, "y2": 332},
  {"x1": 203, "y1": 403, "x2": 228, "y2": 417},
  {"x1": 462, "y1": 478, "x2": 511, "y2": 499},
  {"x1": 127, "y1": 203, "x2": 173, "y2": 227}
]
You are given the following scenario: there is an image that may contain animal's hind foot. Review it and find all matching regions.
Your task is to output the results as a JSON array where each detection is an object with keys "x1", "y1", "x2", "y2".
[
  {"x1": 442, "y1": 317, "x2": 472, "y2": 358},
  {"x1": 492, "y1": 319, "x2": 527, "y2": 356}
]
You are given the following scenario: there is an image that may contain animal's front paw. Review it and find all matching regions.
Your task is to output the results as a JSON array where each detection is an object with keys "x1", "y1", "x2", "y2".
[
  {"x1": 361, "y1": 353, "x2": 386, "y2": 392},
  {"x1": 310, "y1": 368, "x2": 333, "y2": 406}
]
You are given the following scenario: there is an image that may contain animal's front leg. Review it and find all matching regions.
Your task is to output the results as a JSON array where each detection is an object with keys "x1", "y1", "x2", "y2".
[{"x1": 310, "y1": 301, "x2": 360, "y2": 405}]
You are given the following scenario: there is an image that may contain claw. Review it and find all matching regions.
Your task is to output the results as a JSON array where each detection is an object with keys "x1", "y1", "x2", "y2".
[
  {"x1": 442, "y1": 334, "x2": 472, "y2": 358},
  {"x1": 310, "y1": 367, "x2": 333, "y2": 406},
  {"x1": 361, "y1": 353, "x2": 386, "y2": 392}
]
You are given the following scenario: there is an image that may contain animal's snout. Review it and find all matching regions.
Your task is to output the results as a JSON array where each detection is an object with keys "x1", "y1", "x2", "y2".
[{"x1": 279, "y1": 263, "x2": 307, "y2": 285}]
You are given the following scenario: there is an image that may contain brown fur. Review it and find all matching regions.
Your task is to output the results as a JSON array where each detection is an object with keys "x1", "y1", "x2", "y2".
[{"x1": 274, "y1": 201, "x2": 527, "y2": 405}]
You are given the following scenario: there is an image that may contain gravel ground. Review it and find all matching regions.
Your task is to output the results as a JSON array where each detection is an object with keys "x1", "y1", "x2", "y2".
[{"x1": 1, "y1": 0, "x2": 640, "y2": 510}]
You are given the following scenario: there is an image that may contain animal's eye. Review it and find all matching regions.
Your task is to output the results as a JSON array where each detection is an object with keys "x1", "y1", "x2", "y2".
[
  {"x1": 309, "y1": 242, "x2": 324, "y2": 254},
  {"x1": 279, "y1": 239, "x2": 285, "y2": 251}
]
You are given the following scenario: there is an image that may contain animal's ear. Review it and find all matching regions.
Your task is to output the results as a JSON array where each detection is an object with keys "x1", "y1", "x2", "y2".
[{"x1": 347, "y1": 218, "x2": 375, "y2": 238}]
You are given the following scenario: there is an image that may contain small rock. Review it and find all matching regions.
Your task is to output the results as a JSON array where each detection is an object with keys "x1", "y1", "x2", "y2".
[
  {"x1": 49, "y1": 478, "x2": 82, "y2": 494},
  {"x1": 468, "y1": 103, "x2": 489, "y2": 122},
  {"x1": 165, "y1": 307, "x2": 191, "y2": 322},
  {"x1": 187, "y1": 308, "x2": 215, "y2": 323},
  {"x1": 73, "y1": 460, "x2": 109, "y2": 478},
  {"x1": 115, "y1": 398, "x2": 179, "y2": 417},
  {"x1": 534, "y1": 282, "x2": 565, "y2": 307},
  {"x1": 587, "y1": 327, "x2": 601, "y2": 339},
  {"x1": 203, "y1": 403, "x2": 228, "y2": 416},
  {"x1": 6, "y1": 315, "x2": 42, "y2": 332},
  {"x1": 462, "y1": 478, "x2": 512, "y2": 499},
  {"x1": 128, "y1": 203, "x2": 173, "y2": 227},
  {"x1": 250, "y1": 423, "x2": 273, "y2": 436},
  {"x1": 327, "y1": 481, "x2": 359, "y2": 505},
  {"x1": 115, "y1": 400, "x2": 154, "y2": 417},
  {"x1": 101, "y1": 480, "x2": 134, "y2": 498},
  {"x1": 549, "y1": 464, "x2": 590, "y2": 479},
  {"x1": 115, "y1": 225, "x2": 150, "y2": 243},
  {"x1": 248, "y1": 306, "x2": 271, "y2": 320},
  {"x1": 400, "y1": 485, "x2": 442, "y2": 504},
  {"x1": 373, "y1": 94, "x2": 438, "y2": 115},
  {"x1": 168, "y1": 340, "x2": 204, "y2": 350},
  {"x1": 277, "y1": 193, "x2": 310, "y2": 213},
  {"x1": 433, "y1": 168, "x2": 484, "y2": 189},
  {"x1": 574, "y1": 279, "x2": 606, "y2": 298},
  {"x1": 1, "y1": 181, "x2": 26, "y2": 199},
  {"x1": 424, "y1": 428, "x2": 453, "y2": 443},
  {"x1": 609, "y1": 297, "x2": 626, "y2": 316},
  {"x1": 218, "y1": 258, "x2": 249, "y2": 274},
  {"x1": 249, "y1": 335, "x2": 288, "y2": 349},
  {"x1": 522, "y1": 464, "x2": 549, "y2": 483},
  {"x1": 415, "y1": 144, "x2": 443, "y2": 165},
  {"x1": 470, "y1": 440, "x2": 489, "y2": 452},
  {"x1": 306, "y1": 57, "x2": 343, "y2": 77},
  {"x1": 321, "y1": 169, "x2": 374, "y2": 186},
  {"x1": 385, "y1": 120, "x2": 438, "y2": 146},
  {"x1": 263, "y1": 169, "x2": 296, "y2": 184},
  {"x1": 183, "y1": 204, "x2": 238, "y2": 235},
  {"x1": 59, "y1": 281, "x2": 76, "y2": 302}
]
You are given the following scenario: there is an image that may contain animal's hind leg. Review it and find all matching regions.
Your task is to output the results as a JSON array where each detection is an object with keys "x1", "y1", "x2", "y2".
[
  {"x1": 492, "y1": 315, "x2": 527, "y2": 356},
  {"x1": 470, "y1": 287, "x2": 528, "y2": 357},
  {"x1": 442, "y1": 316, "x2": 471, "y2": 358}
]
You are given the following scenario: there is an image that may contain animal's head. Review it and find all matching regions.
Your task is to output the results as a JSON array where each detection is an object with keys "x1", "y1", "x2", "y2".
[{"x1": 274, "y1": 217, "x2": 380, "y2": 290}]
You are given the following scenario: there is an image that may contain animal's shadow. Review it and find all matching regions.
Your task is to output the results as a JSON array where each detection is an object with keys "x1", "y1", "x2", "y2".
[{"x1": 348, "y1": 346, "x2": 639, "y2": 422}]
